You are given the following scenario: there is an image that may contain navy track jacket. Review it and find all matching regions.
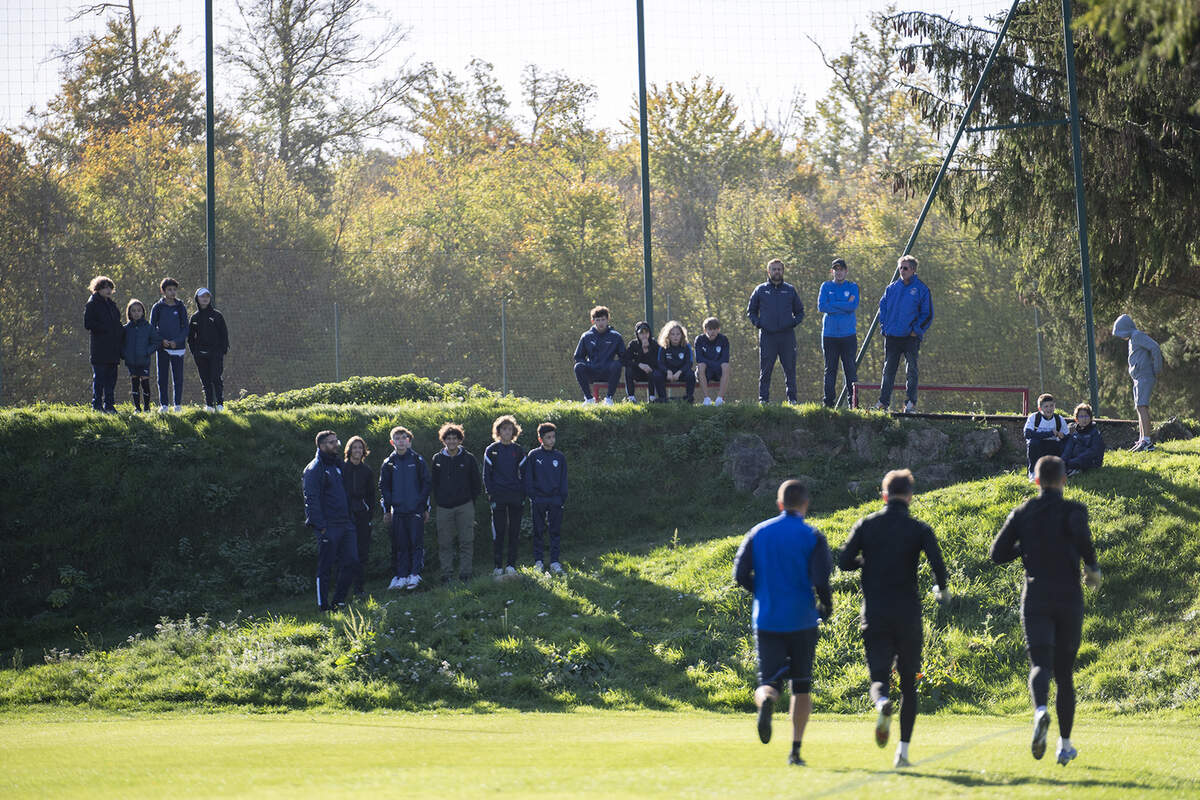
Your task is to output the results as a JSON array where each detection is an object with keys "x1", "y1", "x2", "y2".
[
  {"x1": 483, "y1": 441, "x2": 525, "y2": 504},
  {"x1": 1061, "y1": 424, "x2": 1105, "y2": 469},
  {"x1": 121, "y1": 318, "x2": 162, "y2": 368},
  {"x1": 302, "y1": 451, "x2": 352, "y2": 531},
  {"x1": 658, "y1": 343, "x2": 694, "y2": 374},
  {"x1": 378, "y1": 449, "x2": 431, "y2": 514},
  {"x1": 522, "y1": 447, "x2": 568, "y2": 506},
  {"x1": 746, "y1": 280, "x2": 804, "y2": 334},
  {"x1": 574, "y1": 326, "x2": 625, "y2": 366},
  {"x1": 693, "y1": 333, "x2": 730, "y2": 367}
]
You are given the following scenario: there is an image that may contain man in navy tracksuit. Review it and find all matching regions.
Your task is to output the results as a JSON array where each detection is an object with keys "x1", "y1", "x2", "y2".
[
  {"x1": 875, "y1": 255, "x2": 933, "y2": 412},
  {"x1": 302, "y1": 430, "x2": 359, "y2": 611},
  {"x1": 733, "y1": 480, "x2": 833, "y2": 766},
  {"x1": 378, "y1": 426, "x2": 432, "y2": 590},
  {"x1": 522, "y1": 422, "x2": 568, "y2": 574},
  {"x1": 573, "y1": 305, "x2": 625, "y2": 404},
  {"x1": 746, "y1": 259, "x2": 805, "y2": 404},
  {"x1": 817, "y1": 258, "x2": 859, "y2": 407}
]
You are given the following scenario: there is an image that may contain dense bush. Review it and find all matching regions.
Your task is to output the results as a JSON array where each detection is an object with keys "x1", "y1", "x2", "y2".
[{"x1": 230, "y1": 375, "x2": 498, "y2": 410}]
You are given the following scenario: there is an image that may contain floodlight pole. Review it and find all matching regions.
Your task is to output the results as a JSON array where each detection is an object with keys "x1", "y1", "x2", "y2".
[
  {"x1": 836, "y1": 0, "x2": 1023, "y2": 408},
  {"x1": 204, "y1": 0, "x2": 217, "y2": 297},
  {"x1": 1062, "y1": 0, "x2": 1101, "y2": 415},
  {"x1": 636, "y1": 0, "x2": 654, "y2": 331}
]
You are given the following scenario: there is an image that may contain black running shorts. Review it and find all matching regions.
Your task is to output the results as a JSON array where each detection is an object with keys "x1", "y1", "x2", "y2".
[{"x1": 756, "y1": 627, "x2": 819, "y2": 692}]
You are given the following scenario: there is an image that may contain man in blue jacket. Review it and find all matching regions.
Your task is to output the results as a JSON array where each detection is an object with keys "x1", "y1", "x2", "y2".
[
  {"x1": 733, "y1": 480, "x2": 833, "y2": 766},
  {"x1": 873, "y1": 255, "x2": 933, "y2": 413},
  {"x1": 379, "y1": 426, "x2": 432, "y2": 591},
  {"x1": 747, "y1": 259, "x2": 805, "y2": 404},
  {"x1": 302, "y1": 430, "x2": 359, "y2": 611},
  {"x1": 573, "y1": 306, "x2": 625, "y2": 405},
  {"x1": 818, "y1": 258, "x2": 859, "y2": 407},
  {"x1": 522, "y1": 422, "x2": 568, "y2": 574}
]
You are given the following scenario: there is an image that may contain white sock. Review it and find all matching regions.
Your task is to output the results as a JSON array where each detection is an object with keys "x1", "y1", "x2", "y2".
[
  {"x1": 876, "y1": 696, "x2": 890, "y2": 711},
  {"x1": 1035, "y1": 705, "x2": 1047, "y2": 716},
  {"x1": 897, "y1": 741, "x2": 909, "y2": 759},
  {"x1": 1059, "y1": 736, "x2": 1072, "y2": 751}
]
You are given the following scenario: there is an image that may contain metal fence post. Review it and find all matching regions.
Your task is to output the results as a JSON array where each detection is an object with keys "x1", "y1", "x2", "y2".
[
  {"x1": 1035, "y1": 305, "x2": 1045, "y2": 396},
  {"x1": 333, "y1": 302, "x2": 340, "y2": 382},
  {"x1": 501, "y1": 297, "x2": 508, "y2": 396}
]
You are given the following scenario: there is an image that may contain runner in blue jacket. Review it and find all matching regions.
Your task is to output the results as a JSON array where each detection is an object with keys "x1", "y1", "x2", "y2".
[
  {"x1": 874, "y1": 255, "x2": 933, "y2": 412},
  {"x1": 747, "y1": 258, "x2": 804, "y2": 403},
  {"x1": 817, "y1": 258, "x2": 859, "y2": 407}
]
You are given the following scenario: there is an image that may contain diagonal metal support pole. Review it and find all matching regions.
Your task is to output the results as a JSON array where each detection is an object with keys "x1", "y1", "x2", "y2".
[{"x1": 837, "y1": 0, "x2": 1023, "y2": 408}]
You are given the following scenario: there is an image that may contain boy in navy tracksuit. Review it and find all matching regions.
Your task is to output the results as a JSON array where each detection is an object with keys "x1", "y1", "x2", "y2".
[
  {"x1": 522, "y1": 422, "x2": 568, "y2": 574},
  {"x1": 874, "y1": 255, "x2": 933, "y2": 412},
  {"x1": 302, "y1": 430, "x2": 359, "y2": 610},
  {"x1": 120, "y1": 298, "x2": 161, "y2": 411},
  {"x1": 1061, "y1": 403, "x2": 1105, "y2": 476},
  {"x1": 378, "y1": 425, "x2": 432, "y2": 590},
  {"x1": 694, "y1": 317, "x2": 731, "y2": 405},
  {"x1": 84, "y1": 276, "x2": 122, "y2": 412},
  {"x1": 573, "y1": 305, "x2": 625, "y2": 404},
  {"x1": 1024, "y1": 393, "x2": 1068, "y2": 480},
  {"x1": 733, "y1": 480, "x2": 833, "y2": 766},
  {"x1": 818, "y1": 258, "x2": 859, "y2": 407},
  {"x1": 150, "y1": 277, "x2": 189, "y2": 411},
  {"x1": 746, "y1": 258, "x2": 805, "y2": 404},
  {"x1": 484, "y1": 415, "x2": 526, "y2": 576}
]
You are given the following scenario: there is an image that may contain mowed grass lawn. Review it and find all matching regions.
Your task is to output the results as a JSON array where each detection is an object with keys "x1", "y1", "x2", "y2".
[{"x1": 3, "y1": 709, "x2": 1198, "y2": 798}]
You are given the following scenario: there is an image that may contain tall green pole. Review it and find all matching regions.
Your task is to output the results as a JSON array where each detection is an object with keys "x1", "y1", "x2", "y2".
[
  {"x1": 636, "y1": 0, "x2": 654, "y2": 331},
  {"x1": 204, "y1": 0, "x2": 217, "y2": 297},
  {"x1": 1062, "y1": 0, "x2": 1100, "y2": 415}
]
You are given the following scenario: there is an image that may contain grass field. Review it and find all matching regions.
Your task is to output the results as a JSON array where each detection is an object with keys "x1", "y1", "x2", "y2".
[{"x1": 3, "y1": 709, "x2": 1198, "y2": 798}]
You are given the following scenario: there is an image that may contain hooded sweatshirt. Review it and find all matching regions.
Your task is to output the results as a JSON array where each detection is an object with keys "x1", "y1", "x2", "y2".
[
  {"x1": 1111, "y1": 315, "x2": 1162, "y2": 379},
  {"x1": 188, "y1": 291, "x2": 229, "y2": 356}
]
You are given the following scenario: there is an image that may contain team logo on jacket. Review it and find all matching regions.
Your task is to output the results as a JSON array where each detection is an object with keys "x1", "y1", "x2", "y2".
[
  {"x1": 910, "y1": 288, "x2": 917, "y2": 295},
  {"x1": 715, "y1": 346, "x2": 721, "y2": 353},
  {"x1": 843, "y1": 290, "x2": 850, "y2": 298},
  {"x1": 552, "y1": 460, "x2": 559, "y2": 467}
]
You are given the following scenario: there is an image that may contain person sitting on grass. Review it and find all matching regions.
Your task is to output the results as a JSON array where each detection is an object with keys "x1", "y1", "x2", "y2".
[
  {"x1": 522, "y1": 422, "x2": 568, "y2": 575},
  {"x1": 694, "y1": 317, "x2": 731, "y2": 406},
  {"x1": 120, "y1": 298, "x2": 161, "y2": 412},
  {"x1": 657, "y1": 320, "x2": 696, "y2": 403},
  {"x1": 379, "y1": 426, "x2": 431, "y2": 592},
  {"x1": 573, "y1": 305, "x2": 625, "y2": 405},
  {"x1": 1061, "y1": 404, "x2": 1105, "y2": 477},
  {"x1": 732, "y1": 479, "x2": 833, "y2": 767},
  {"x1": 1111, "y1": 314, "x2": 1163, "y2": 452},
  {"x1": 622, "y1": 321, "x2": 665, "y2": 402},
  {"x1": 1023, "y1": 393, "x2": 1068, "y2": 481}
]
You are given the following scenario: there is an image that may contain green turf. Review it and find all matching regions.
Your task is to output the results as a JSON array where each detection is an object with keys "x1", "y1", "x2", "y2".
[{"x1": 3, "y1": 709, "x2": 1198, "y2": 798}]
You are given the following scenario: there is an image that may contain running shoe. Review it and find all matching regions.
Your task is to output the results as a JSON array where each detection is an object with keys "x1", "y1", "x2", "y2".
[
  {"x1": 787, "y1": 751, "x2": 804, "y2": 766},
  {"x1": 894, "y1": 752, "x2": 911, "y2": 768},
  {"x1": 875, "y1": 699, "x2": 894, "y2": 748},
  {"x1": 757, "y1": 695, "x2": 774, "y2": 744},
  {"x1": 1055, "y1": 740, "x2": 1078, "y2": 766},
  {"x1": 1031, "y1": 709, "x2": 1051, "y2": 760}
]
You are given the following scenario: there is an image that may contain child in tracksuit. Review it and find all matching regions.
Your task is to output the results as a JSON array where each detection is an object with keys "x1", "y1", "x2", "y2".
[
  {"x1": 120, "y1": 298, "x2": 161, "y2": 411},
  {"x1": 658, "y1": 320, "x2": 696, "y2": 403},
  {"x1": 187, "y1": 288, "x2": 229, "y2": 411},
  {"x1": 378, "y1": 426, "x2": 431, "y2": 591},
  {"x1": 694, "y1": 317, "x2": 731, "y2": 405},
  {"x1": 1023, "y1": 393, "x2": 1068, "y2": 480},
  {"x1": 522, "y1": 422, "x2": 568, "y2": 574},
  {"x1": 484, "y1": 415, "x2": 525, "y2": 577},
  {"x1": 431, "y1": 422, "x2": 482, "y2": 584},
  {"x1": 1111, "y1": 314, "x2": 1163, "y2": 452},
  {"x1": 1061, "y1": 403, "x2": 1105, "y2": 476},
  {"x1": 150, "y1": 277, "x2": 189, "y2": 411}
]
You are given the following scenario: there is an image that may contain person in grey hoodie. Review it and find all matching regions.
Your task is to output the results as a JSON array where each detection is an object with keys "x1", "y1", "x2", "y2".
[{"x1": 1111, "y1": 314, "x2": 1163, "y2": 452}]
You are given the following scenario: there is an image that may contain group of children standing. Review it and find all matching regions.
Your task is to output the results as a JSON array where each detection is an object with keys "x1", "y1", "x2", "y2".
[
  {"x1": 84, "y1": 275, "x2": 229, "y2": 412},
  {"x1": 574, "y1": 305, "x2": 732, "y2": 405},
  {"x1": 301, "y1": 415, "x2": 569, "y2": 609}
]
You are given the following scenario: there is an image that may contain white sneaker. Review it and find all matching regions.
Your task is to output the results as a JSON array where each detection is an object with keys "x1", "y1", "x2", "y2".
[
  {"x1": 903, "y1": 401, "x2": 917, "y2": 414},
  {"x1": 549, "y1": 562, "x2": 564, "y2": 575},
  {"x1": 204, "y1": 405, "x2": 216, "y2": 412},
  {"x1": 702, "y1": 396, "x2": 713, "y2": 406},
  {"x1": 648, "y1": 395, "x2": 657, "y2": 402},
  {"x1": 875, "y1": 698, "x2": 893, "y2": 747},
  {"x1": 215, "y1": 404, "x2": 224, "y2": 412},
  {"x1": 493, "y1": 567, "x2": 504, "y2": 578},
  {"x1": 714, "y1": 397, "x2": 724, "y2": 406},
  {"x1": 582, "y1": 397, "x2": 596, "y2": 405},
  {"x1": 387, "y1": 576, "x2": 403, "y2": 591},
  {"x1": 1055, "y1": 738, "x2": 1078, "y2": 766},
  {"x1": 871, "y1": 402, "x2": 888, "y2": 411},
  {"x1": 894, "y1": 751, "x2": 911, "y2": 768},
  {"x1": 505, "y1": 566, "x2": 517, "y2": 576},
  {"x1": 625, "y1": 395, "x2": 638, "y2": 403},
  {"x1": 158, "y1": 405, "x2": 168, "y2": 413},
  {"x1": 602, "y1": 396, "x2": 614, "y2": 406},
  {"x1": 173, "y1": 405, "x2": 182, "y2": 412},
  {"x1": 533, "y1": 560, "x2": 544, "y2": 572},
  {"x1": 1031, "y1": 708, "x2": 1051, "y2": 760},
  {"x1": 406, "y1": 574, "x2": 421, "y2": 590}
]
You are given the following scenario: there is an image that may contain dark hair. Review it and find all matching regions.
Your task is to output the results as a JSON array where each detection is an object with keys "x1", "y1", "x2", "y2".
[
  {"x1": 315, "y1": 430, "x2": 337, "y2": 448},
  {"x1": 767, "y1": 258, "x2": 784, "y2": 270},
  {"x1": 590, "y1": 305, "x2": 610, "y2": 320},
  {"x1": 703, "y1": 317, "x2": 721, "y2": 331},
  {"x1": 438, "y1": 422, "x2": 465, "y2": 441},
  {"x1": 344, "y1": 435, "x2": 370, "y2": 461},
  {"x1": 492, "y1": 415, "x2": 522, "y2": 441},
  {"x1": 160, "y1": 277, "x2": 179, "y2": 292},
  {"x1": 831, "y1": 257, "x2": 847, "y2": 269},
  {"x1": 1035, "y1": 455, "x2": 1066, "y2": 485},
  {"x1": 537, "y1": 422, "x2": 556, "y2": 438},
  {"x1": 1073, "y1": 403, "x2": 1093, "y2": 418},
  {"x1": 125, "y1": 298, "x2": 146, "y2": 321},
  {"x1": 89, "y1": 276, "x2": 114, "y2": 293},
  {"x1": 635, "y1": 320, "x2": 651, "y2": 334},
  {"x1": 882, "y1": 468, "x2": 914, "y2": 497},
  {"x1": 389, "y1": 426, "x2": 413, "y2": 442},
  {"x1": 1037, "y1": 393, "x2": 1055, "y2": 406},
  {"x1": 777, "y1": 479, "x2": 809, "y2": 510}
]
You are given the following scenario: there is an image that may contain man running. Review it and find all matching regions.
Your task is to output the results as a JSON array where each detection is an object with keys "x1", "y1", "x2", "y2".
[
  {"x1": 733, "y1": 480, "x2": 833, "y2": 766},
  {"x1": 990, "y1": 455, "x2": 1101, "y2": 766},
  {"x1": 839, "y1": 468, "x2": 948, "y2": 767}
]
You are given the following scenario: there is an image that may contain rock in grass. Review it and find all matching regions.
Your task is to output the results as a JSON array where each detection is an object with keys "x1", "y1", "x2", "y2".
[{"x1": 723, "y1": 434, "x2": 775, "y2": 492}]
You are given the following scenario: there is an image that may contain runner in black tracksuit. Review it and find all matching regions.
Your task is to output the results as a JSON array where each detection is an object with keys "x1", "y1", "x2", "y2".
[
  {"x1": 484, "y1": 416, "x2": 526, "y2": 572},
  {"x1": 839, "y1": 470, "x2": 948, "y2": 766},
  {"x1": 990, "y1": 456, "x2": 1101, "y2": 766}
]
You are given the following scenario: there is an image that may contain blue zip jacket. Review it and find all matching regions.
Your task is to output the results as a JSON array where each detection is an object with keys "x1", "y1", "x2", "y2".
[
  {"x1": 658, "y1": 343, "x2": 693, "y2": 374},
  {"x1": 818, "y1": 279, "x2": 860, "y2": 338},
  {"x1": 574, "y1": 326, "x2": 625, "y2": 366},
  {"x1": 746, "y1": 280, "x2": 804, "y2": 334},
  {"x1": 150, "y1": 299, "x2": 189, "y2": 349},
  {"x1": 732, "y1": 511, "x2": 832, "y2": 633},
  {"x1": 302, "y1": 450, "x2": 352, "y2": 530},
  {"x1": 483, "y1": 440, "x2": 525, "y2": 504},
  {"x1": 693, "y1": 333, "x2": 730, "y2": 367},
  {"x1": 522, "y1": 447, "x2": 568, "y2": 506},
  {"x1": 121, "y1": 318, "x2": 163, "y2": 368},
  {"x1": 378, "y1": 449, "x2": 431, "y2": 514},
  {"x1": 1061, "y1": 423, "x2": 1105, "y2": 469},
  {"x1": 879, "y1": 275, "x2": 933, "y2": 339}
]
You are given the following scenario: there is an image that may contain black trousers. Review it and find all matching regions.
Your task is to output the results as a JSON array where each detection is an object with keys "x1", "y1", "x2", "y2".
[
  {"x1": 351, "y1": 509, "x2": 372, "y2": 594},
  {"x1": 864, "y1": 616, "x2": 922, "y2": 742},
  {"x1": 490, "y1": 501, "x2": 523, "y2": 568},
  {"x1": 625, "y1": 365, "x2": 666, "y2": 400},
  {"x1": 879, "y1": 335, "x2": 920, "y2": 407},
  {"x1": 91, "y1": 363, "x2": 118, "y2": 411},
  {"x1": 1026, "y1": 437, "x2": 1065, "y2": 476},
  {"x1": 822, "y1": 335, "x2": 857, "y2": 407},
  {"x1": 194, "y1": 353, "x2": 225, "y2": 406},
  {"x1": 1023, "y1": 597, "x2": 1083, "y2": 739}
]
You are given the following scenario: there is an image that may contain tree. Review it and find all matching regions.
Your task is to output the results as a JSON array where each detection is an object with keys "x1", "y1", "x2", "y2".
[{"x1": 221, "y1": 0, "x2": 420, "y2": 190}]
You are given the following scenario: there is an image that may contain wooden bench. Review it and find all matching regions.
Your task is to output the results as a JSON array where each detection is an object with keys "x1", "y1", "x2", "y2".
[{"x1": 590, "y1": 380, "x2": 720, "y2": 402}]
